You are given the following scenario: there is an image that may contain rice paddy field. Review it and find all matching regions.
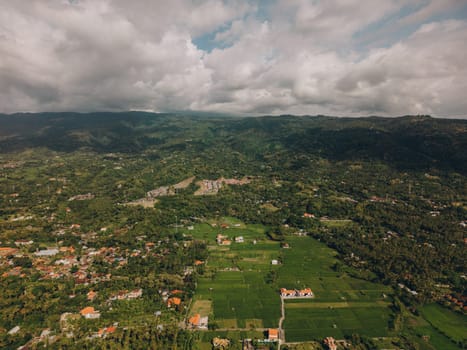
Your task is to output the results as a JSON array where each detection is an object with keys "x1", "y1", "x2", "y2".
[
  {"x1": 419, "y1": 304, "x2": 467, "y2": 345},
  {"x1": 277, "y1": 237, "x2": 393, "y2": 342},
  {"x1": 184, "y1": 218, "x2": 281, "y2": 329},
  {"x1": 184, "y1": 219, "x2": 396, "y2": 344}
]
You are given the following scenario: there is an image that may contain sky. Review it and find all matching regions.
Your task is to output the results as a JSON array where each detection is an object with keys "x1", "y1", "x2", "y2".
[{"x1": 1, "y1": 0, "x2": 467, "y2": 117}]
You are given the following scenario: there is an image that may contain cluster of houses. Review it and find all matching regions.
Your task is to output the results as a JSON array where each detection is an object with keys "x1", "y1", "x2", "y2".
[
  {"x1": 163, "y1": 289, "x2": 185, "y2": 308},
  {"x1": 444, "y1": 293, "x2": 467, "y2": 311},
  {"x1": 216, "y1": 234, "x2": 244, "y2": 245},
  {"x1": 1, "y1": 235, "x2": 196, "y2": 285},
  {"x1": 280, "y1": 288, "x2": 314, "y2": 298},
  {"x1": 108, "y1": 288, "x2": 143, "y2": 301}
]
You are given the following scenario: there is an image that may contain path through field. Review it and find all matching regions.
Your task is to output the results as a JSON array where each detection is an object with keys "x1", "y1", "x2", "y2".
[{"x1": 279, "y1": 297, "x2": 285, "y2": 348}]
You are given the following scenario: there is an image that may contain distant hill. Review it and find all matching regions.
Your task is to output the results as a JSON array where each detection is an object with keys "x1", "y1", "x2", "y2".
[{"x1": 0, "y1": 112, "x2": 466, "y2": 174}]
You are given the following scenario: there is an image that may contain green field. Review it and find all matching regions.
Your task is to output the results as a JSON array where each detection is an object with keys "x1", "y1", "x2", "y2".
[
  {"x1": 420, "y1": 304, "x2": 467, "y2": 344},
  {"x1": 189, "y1": 219, "x2": 281, "y2": 329},
  {"x1": 277, "y1": 237, "x2": 393, "y2": 342},
  {"x1": 189, "y1": 220, "x2": 395, "y2": 343},
  {"x1": 196, "y1": 270, "x2": 280, "y2": 328}
]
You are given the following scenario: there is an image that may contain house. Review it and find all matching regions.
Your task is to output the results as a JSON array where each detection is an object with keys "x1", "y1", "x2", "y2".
[
  {"x1": 8, "y1": 326, "x2": 20, "y2": 335},
  {"x1": 127, "y1": 289, "x2": 143, "y2": 299},
  {"x1": 194, "y1": 260, "x2": 204, "y2": 266},
  {"x1": 188, "y1": 314, "x2": 200, "y2": 328},
  {"x1": 235, "y1": 236, "x2": 244, "y2": 243},
  {"x1": 0, "y1": 247, "x2": 18, "y2": 257},
  {"x1": 14, "y1": 240, "x2": 34, "y2": 246},
  {"x1": 98, "y1": 326, "x2": 117, "y2": 338},
  {"x1": 303, "y1": 213, "x2": 315, "y2": 218},
  {"x1": 297, "y1": 288, "x2": 313, "y2": 297},
  {"x1": 220, "y1": 240, "x2": 231, "y2": 246},
  {"x1": 167, "y1": 297, "x2": 181, "y2": 307},
  {"x1": 80, "y1": 306, "x2": 101, "y2": 319},
  {"x1": 212, "y1": 337, "x2": 230, "y2": 349},
  {"x1": 216, "y1": 234, "x2": 227, "y2": 244},
  {"x1": 198, "y1": 316, "x2": 208, "y2": 329},
  {"x1": 271, "y1": 259, "x2": 279, "y2": 265},
  {"x1": 323, "y1": 337, "x2": 337, "y2": 350},
  {"x1": 60, "y1": 246, "x2": 75, "y2": 253},
  {"x1": 268, "y1": 328, "x2": 279, "y2": 341},
  {"x1": 280, "y1": 288, "x2": 296, "y2": 297},
  {"x1": 34, "y1": 248, "x2": 59, "y2": 257},
  {"x1": 281, "y1": 242, "x2": 290, "y2": 248},
  {"x1": 87, "y1": 290, "x2": 97, "y2": 301}
]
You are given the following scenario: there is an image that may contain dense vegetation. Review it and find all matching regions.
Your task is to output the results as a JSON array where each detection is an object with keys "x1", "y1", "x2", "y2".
[{"x1": 0, "y1": 112, "x2": 465, "y2": 349}]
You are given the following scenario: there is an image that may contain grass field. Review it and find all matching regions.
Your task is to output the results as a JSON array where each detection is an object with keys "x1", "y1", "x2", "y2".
[
  {"x1": 420, "y1": 304, "x2": 467, "y2": 343},
  {"x1": 276, "y1": 237, "x2": 393, "y2": 342}
]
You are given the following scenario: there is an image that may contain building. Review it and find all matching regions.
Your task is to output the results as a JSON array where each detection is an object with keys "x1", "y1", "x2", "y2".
[
  {"x1": 14, "y1": 240, "x2": 34, "y2": 246},
  {"x1": 34, "y1": 248, "x2": 59, "y2": 257},
  {"x1": 297, "y1": 288, "x2": 313, "y2": 297},
  {"x1": 280, "y1": 287, "x2": 314, "y2": 298},
  {"x1": 0, "y1": 247, "x2": 19, "y2": 257},
  {"x1": 188, "y1": 314, "x2": 208, "y2": 329},
  {"x1": 235, "y1": 236, "x2": 244, "y2": 243},
  {"x1": 87, "y1": 290, "x2": 97, "y2": 301},
  {"x1": 212, "y1": 337, "x2": 230, "y2": 348},
  {"x1": 268, "y1": 328, "x2": 279, "y2": 341},
  {"x1": 167, "y1": 297, "x2": 181, "y2": 307},
  {"x1": 127, "y1": 289, "x2": 143, "y2": 299},
  {"x1": 8, "y1": 326, "x2": 20, "y2": 335},
  {"x1": 80, "y1": 306, "x2": 101, "y2": 319},
  {"x1": 280, "y1": 288, "x2": 296, "y2": 297},
  {"x1": 98, "y1": 326, "x2": 117, "y2": 338}
]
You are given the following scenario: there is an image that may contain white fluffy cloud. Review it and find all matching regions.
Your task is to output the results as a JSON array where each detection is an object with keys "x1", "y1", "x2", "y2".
[{"x1": 0, "y1": 0, "x2": 466, "y2": 117}]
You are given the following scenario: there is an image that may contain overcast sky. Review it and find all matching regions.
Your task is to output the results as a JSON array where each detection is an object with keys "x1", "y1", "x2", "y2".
[{"x1": 1, "y1": 0, "x2": 467, "y2": 117}]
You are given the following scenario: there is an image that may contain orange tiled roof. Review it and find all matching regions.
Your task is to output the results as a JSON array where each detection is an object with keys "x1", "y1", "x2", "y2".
[
  {"x1": 0, "y1": 247, "x2": 18, "y2": 256},
  {"x1": 189, "y1": 314, "x2": 200, "y2": 325},
  {"x1": 168, "y1": 297, "x2": 181, "y2": 306},
  {"x1": 87, "y1": 291, "x2": 97, "y2": 300},
  {"x1": 80, "y1": 306, "x2": 95, "y2": 315},
  {"x1": 268, "y1": 328, "x2": 279, "y2": 339},
  {"x1": 106, "y1": 326, "x2": 116, "y2": 333}
]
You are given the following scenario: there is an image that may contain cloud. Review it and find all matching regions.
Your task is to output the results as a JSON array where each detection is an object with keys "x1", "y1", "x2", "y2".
[{"x1": 0, "y1": 0, "x2": 466, "y2": 117}]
